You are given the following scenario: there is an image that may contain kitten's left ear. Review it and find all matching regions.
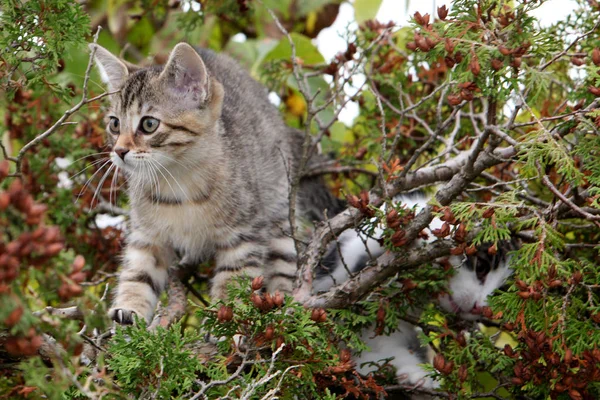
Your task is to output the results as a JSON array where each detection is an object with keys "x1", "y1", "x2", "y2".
[
  {"x1": 89, "y1": 44, "x2": 139, "y2": 91},
  {"x1": 158, "y1": 43, "x2": 210, "y2": 106}
]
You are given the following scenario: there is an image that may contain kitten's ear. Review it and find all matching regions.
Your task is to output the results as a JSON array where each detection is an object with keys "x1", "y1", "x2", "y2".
[
  {"x1": 158, "y1": 43, "x2": 210, "y2": 106},
  {"x1": 89, "y1": 44, "x2": 132, "y2": 91}
]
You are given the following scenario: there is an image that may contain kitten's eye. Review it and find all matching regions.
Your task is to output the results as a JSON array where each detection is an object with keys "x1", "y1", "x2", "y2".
[
  {"x1": 108, "y1": 117, "x2": 120, "y2": 134},
  {"x1": 140, "y1": 117, "x2": 160, "y2": 134}
]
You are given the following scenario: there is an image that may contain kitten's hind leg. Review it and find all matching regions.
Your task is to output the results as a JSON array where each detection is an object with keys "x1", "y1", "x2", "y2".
[
  {"x1": 110, "y1": 235, "x2": 173, "y2": 324},
  {"x1": 211, "y1": 240, "x2": 267, "y2": 300},
  {"x1": 264, "y1": 236, "x2": 297, "y2": 294}
]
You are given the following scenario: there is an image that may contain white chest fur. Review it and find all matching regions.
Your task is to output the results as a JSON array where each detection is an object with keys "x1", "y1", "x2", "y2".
[{"x1": 136, "y1": 201, "x2": 230, "y2": 260}]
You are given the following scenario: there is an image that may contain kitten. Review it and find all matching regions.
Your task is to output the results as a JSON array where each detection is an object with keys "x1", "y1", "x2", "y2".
[
  {"x1": 91, "y1": 43, "x2": 341, "y2": 324},
  {"x1": 315, "y1": 193, "x2": 514, "y2": 389}
]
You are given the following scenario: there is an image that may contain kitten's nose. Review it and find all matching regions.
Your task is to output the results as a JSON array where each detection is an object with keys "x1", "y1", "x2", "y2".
[{"x1": 114, "y1": 147, "x2": 130, "y2": 161}]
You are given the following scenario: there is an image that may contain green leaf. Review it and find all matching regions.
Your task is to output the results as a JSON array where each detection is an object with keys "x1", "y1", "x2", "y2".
[
  {"x1": 262, "y1": 33, "x2": 325, "y2": 65},
  {"x1": 354, "y1": 0, "x2": 383, "y2": 23}
]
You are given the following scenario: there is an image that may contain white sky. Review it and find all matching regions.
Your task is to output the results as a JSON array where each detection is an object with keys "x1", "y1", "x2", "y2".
[{"x1": 315, "y1": 0, "x2": 579, "y2": 124}]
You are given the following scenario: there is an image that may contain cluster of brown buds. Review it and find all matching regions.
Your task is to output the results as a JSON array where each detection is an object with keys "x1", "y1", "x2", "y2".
[
  {"x1": 323, "y1": 43, "x2": 357, "y2": 76},
  {"x1": 217, "y1": 305, "x2": 233, "y2": 322},
  {"x1": 322, "y1": 348, "x2": 355, "y2": 375},
  {"x1": 433, "y1": 353, "x2": 454, "y2": 375},
  {"x1": 385, "y1": 206, "x2": 416, "y2": 247},
  {"x1": 249, "y1": 276, "x2": 284, "y2": 312},
  {"x1": 447, "y1": 82, "x2": 479, "y2": 106},
  {"x1": 588, "y1": 49, "x2": 600, "y2": 96},
  {"x1": 310, "y1": 308, "x2": 327, "y2": 323},
  {"x1": 57, "y1": 255, "x2": 87, "y2": 300},
  {"x1": 361, "y1": 20, "x2": 395, "y2": 35},
  {"x1": 346, "y1": 191, "x2": 375, "y2": 217},
  {"x1": 3, "y1": 327, "x2": 43, "y2": 356},
  {"x1": 506, "y1": 329, "x2": 600, "y2": 398}
]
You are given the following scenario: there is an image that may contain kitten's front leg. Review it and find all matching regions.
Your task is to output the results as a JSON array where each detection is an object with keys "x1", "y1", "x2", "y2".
[{"x1": 110, "y1": 233, "x2": 173, "y2": 324}]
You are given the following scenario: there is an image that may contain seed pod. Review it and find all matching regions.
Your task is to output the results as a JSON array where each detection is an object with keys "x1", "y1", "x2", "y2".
[
  {"x1": 491, "y1": 58, "x2": 503, "y2": 70},
  {"x1": 340, "y1": 348, "x2": 352, "y2": 363},
  {"x1": 488, "y1": 243, "x2": 497, "y2": 255},
  {"x1": 570, "y1": 57, "x2": 585, "y2": 66},
  {"x1": 469, "y1": 56, "x2": 481, "y2": 76},
  {"x1": 406, "y1": 42, "x2": 418, "y2": 51},
  {"x1": 437, "y1": 5, "x2": 448, "y2": 20},
  {"x1": 444, "y1": 56, "x2": 456, "y2": 68},
  {"x1": 263, "y1": 292, "x2": 274, "y2": 311},
  {"x1": 5, "y1": 306, "x2": 24, "y2": 327},
  {"x1": 0, "y1": 160, "x2": 9, "y2": 181},
  {"x1": 588, "y1": 86, "x2": 600, "y2": 96},
  {"x1": 217, "y1": 305, "x2": 234, "y2": 322},
  {"x1": 45, "y1": 243, "x2": 64, "y2": 257},
  {"x1": 250, "y1": 293, "x2": 263, "y2": 309},
  {"x1": 432, "y1": 222, "x2": 451, "y2": 238},
  {"x1": 592, "y1": 48, "x2": 600, "y2": 66},
  {"x1": 454, "y1": 223, "x2": 467, "y2": 243},
  {"x1": 549, "y1": 279, "x2": 563, "y2": 288},
  {"x1": 70, "y1": 271, "x2": 87, "y2": 283},
  {"x1": 346, "y1": 194, "x2": 361, "y2": 209},
  {"x1": 572, "y1": 271, "x2": 583, "y2": 284},
  {"x1": 481, "y1": 306, "x2": 493, "y2": 318},
  {"x1": 72, "y1": 255, "x2": 85, "y2": 272},
  {"x1": 376, "y1": 303, "x2": 386, "y2": 323},
  {"x1": 386, "y1": 209, "x2": 400, "y2": 229},
  {"x1": 458, "y1": 364, "x2": 468, "y2": 382},
  {"x1": 482, "y1": 207, "x2": 495, "y2": 218},
  {"x1": 511, "y1": 57, "x2": 522, "y2": 68},
  {"x1": 391, "y1": 229, "x2": 406, "y2": 247},
  {"x1": 518, "y1": 291, "x2": 531, "y2": 299},
  {"x1": 265, "y1": 325, "x2": 275, "y2": 340},
  {"x1": 273, "y1": 290, "x2": 284, "y2": 307},
  {"x1": 414, "y1": 12, "x2": 425, "y2": 25},
  {"x1": 504, "y1": 344, "x2": 514, "y2": 357},
  {"x1": 565, "y1": 348, "x2": 573, "y2": 364},
  {"x1": 310, "y1": 308, "x2": 327, "y2": 323},
  {"x1": 433, "y1": 354, "x2": 446, "y2": 372},
  {"x1": 465, "y1": 244, "x2": 477, "y2": 256},
  {"x1": 460, "y1": 88, "x2": 474, "y2": 101},
  {"x1": 275, "y1": 336, "x2": 285, "y2": 349},
  {"x1": 251, "y1": 276, "x2": 264, "y2": 291},
  {"x1": 447, "y1": 94, "x2": 461, "y2": 106},
  {"x1": 0, "y1": 192, "x2": 9, "y2": 210},
  {"x1": 498, "y1": 46, "x2": 512, "y2": 56}
]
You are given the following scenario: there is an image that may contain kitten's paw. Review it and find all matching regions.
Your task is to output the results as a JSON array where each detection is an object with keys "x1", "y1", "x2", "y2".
[{"x1": 109, "y1": 308, "x2": 138, "y2": 325}]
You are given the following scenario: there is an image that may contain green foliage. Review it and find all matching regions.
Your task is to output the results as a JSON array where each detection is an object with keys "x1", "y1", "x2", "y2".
[
  {"x1": 108, "y1": 320, "x2": 202, "y2": 398},
  {"x1": 3, "y1": 0, "x2": 600, "y2": 399}
]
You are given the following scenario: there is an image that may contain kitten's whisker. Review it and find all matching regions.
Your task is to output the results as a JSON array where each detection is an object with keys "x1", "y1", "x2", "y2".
[
  {"x1": 110, "y1": 166, "x2": 120, "y2": 212},
  {"x1": 152, "y1": 158, "x2": 191, "y2": 203},
  {"x1": 66, "y1": 152, "x2": 112, "y2": 167},
  {"x1": 76, "y1": 159, "x2": 112, "y2": 204},
  {"x1": 92, "y1": 164, "x2": 116, "y2": 208},
  {"x1": 144, "y1": 161, "x2": 160, "y2": 205},
  {"x1": 70, "y1": 158, "x2": 109, "y2": 180},
  {"x1": 157, "y1": 154, "x2": 193, "y2": 171},
  {"x1": 148, "y1": 159, "x2": 178, "y2": 202}
]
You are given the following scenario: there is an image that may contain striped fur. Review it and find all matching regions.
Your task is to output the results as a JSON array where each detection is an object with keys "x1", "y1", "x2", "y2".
[{"x1": 93, "y1": 43, "x2": 343, "y2": 324}]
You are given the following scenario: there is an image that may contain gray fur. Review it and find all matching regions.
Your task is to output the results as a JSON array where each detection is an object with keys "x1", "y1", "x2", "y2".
[{"x1": 92, "y1": 43, "x2": 338, "y2": 323}]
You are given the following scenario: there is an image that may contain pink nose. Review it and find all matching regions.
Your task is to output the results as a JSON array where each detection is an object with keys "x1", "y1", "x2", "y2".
[
  {"x1": 471, "y1": 303, "x2": 482, "y2": 314},
  {"x1": 114, "y1": 147, "x2": 129, "y2": 161}
]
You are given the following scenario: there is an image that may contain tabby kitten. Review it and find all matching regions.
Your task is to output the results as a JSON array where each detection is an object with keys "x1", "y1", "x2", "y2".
[{"x1": 91, "y1": 43, "x2": 337, "y2": 324}]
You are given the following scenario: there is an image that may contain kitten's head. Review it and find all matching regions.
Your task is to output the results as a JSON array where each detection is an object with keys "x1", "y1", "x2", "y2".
[
  {"x1": 439, "y1": 241, "x2": 515, "y2": 320},
  {"x1": 91, "y1": 43, "x2": 224, "y2": 175}
]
